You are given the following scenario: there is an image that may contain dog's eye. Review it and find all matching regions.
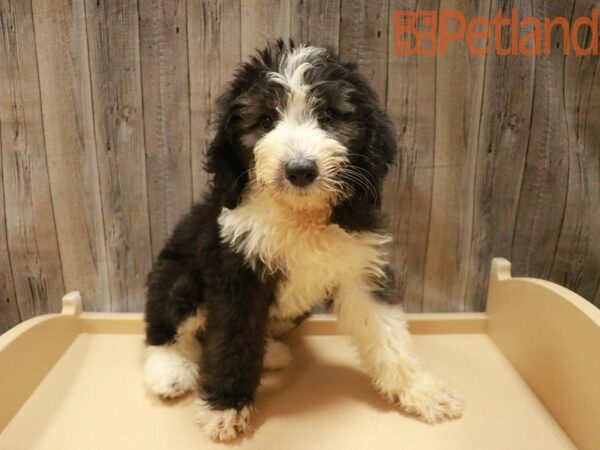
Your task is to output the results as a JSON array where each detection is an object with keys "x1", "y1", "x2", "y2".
[
  {"x1": 227, "y1": 114, "x2": 241, "y2": 127},
  {"x1": 259, "y1": 115, "x2": 274, "y2": 130},
  {"x1": 319, "y1": 109, "x2": 336, "y2": 123}
]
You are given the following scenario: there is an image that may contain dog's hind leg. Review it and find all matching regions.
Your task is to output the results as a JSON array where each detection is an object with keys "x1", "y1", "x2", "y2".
[
  {"x1": 144, "y1": 269, "x2": 204, "y2": 399},
  {"x1": 144, "y1": 311, "x2": 204, "y2": 399}
]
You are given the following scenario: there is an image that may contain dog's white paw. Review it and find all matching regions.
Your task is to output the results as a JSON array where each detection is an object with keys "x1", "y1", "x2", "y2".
[
  {"x1": 143, "y1": 345, "x2": 199, "y2": 399},
  {"x1": 263, "y1": 338, "x2": 292, "y2": 370},
  {"x1": 196, "y1": 399, "x2": 252, "y2": 442},
  {"x1": 399, "y1": 372, "x2": 465, "y2": 423}
]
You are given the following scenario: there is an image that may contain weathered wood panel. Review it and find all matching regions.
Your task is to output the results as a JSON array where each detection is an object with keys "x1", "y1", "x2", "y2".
[
  {"x1": 1, "y1": 0, "x2": 599, "y2": 330},
  {"x1": 339, "y1": 0, "x2": 389, "y2": 100},
  {"x1": 511, "y1": 0, "x2": 574, "y2": 282},
  {"x1": 385, "y1": 0, "x2": 438, "y2": 312},
  {"x1": 549, "y1": 0, "x2": 600, "y2": 307},
  {"x1": 423, "y1": 0, "x2": 490, "y2": 312},
  {"x1": 466, "y1": 0, "x2": 536, "y2": 312},
  {"x1": 0, "y1": 0, "x2": 65, "y2": 323},
  {"x1": 85, "y1": 0, "x2": 153, "y2": 312},
  {"x1": 32, "y1": 0, "x2": 110, "y2": 312},
  {"x1": 241, "y1": 0, "x2": 291, "y2": 58},
  {"x1": 588, "y1": 66, "x2": 600, "y2": 308},
  {"x1": 0, "y1": 115, "x2": 20, "y2": 332},
  {"x1": 188, "y1": 0, "x2": 241, "y2": 202},
  {"x1": 139, "y1": 0, "x2": 193, "y2": 258},
  {"x1": 291, "y1": 0, "x2": 341, "y2": 51}
]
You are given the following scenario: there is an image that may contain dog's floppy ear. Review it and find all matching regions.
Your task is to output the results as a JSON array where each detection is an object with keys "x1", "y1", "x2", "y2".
[
  {"x1": 205, "y1": 112, "x2": 247, "y2": 209},
  {"x1": 331, "y1": 109, "x2": 396, "y2": 231},
  {"x1": 354, "y1": 108, "x2": 397, "y2": 205},
  {"x1": 364, "y1": 109, "x2": 396, "y2": 188}
]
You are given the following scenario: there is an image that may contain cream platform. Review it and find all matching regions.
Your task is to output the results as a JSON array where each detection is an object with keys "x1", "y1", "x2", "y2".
[{"x1": 1, "y1": 259, "x2": 598, "y2": 450}]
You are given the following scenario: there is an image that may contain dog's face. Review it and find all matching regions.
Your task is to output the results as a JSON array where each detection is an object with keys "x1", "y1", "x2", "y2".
[{"x1": 207, "y1": 40, "x2": 395, "y2": 215}]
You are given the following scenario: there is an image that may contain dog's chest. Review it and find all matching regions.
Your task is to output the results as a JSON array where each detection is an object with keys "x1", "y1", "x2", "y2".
[
  {"x1": 218, "y1": 196, "x2": 389, "y2": 318},
  {"x1": 268, "y1": 223, "x2": 365, "y2": 318}
]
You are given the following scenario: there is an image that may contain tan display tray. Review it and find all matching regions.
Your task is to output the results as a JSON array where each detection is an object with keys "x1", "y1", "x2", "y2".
[{"x1": 1, "y1": 259, "x2": 598, "y2": 450}]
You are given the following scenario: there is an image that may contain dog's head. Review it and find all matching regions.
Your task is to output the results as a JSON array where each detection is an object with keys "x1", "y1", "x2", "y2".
[{"x1": 206, "y1": 39, "x2": 396, "y2": 219}]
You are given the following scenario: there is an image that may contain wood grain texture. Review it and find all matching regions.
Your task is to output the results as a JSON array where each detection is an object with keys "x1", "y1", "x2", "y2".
[
  {"x1": 339, "y1": 0, "x2": 389, "y2": 101},
  {"x1": 0, "y1": 114, "x2": 20, "y2": 333},
  {"x1": 384, "y1": 0, "x2": 438, "y2": 312},
  {"x1": 1, "y1": 0, "x2": 599, "y2": 325},
  {"x1": 511, "y1": 0, "x2": 573, "y2": 281},
  {"x1": 188, "y1": 0, "x2": 241, "y2": 202},
  {"x1": 466, "y1": 0, "x2": 536, "y2": 311},
  {"x1": 139, "y1": 0, "x2": 193, "y2": 258},
  {"x1": 241, "y1": 0, "x2": 291, "y2": 58},
  {"x1": 31, "y1": 0, "x2": 110, "y2": 312},
  {"x1": 291, "y1": 0, "x2": 341, "y2": 51},
  {"x1": 85, "y1": 0, "x2": 152, "y2": 312},
  {"x1": 423, "y1": 0, "x2": 490, "y2": 312},
  {"x1": 589, "y1": 65, "x2": 600, "y2": 308},
  {"x1": 0, "y1": 0, "x2": 65, "y2": 321},
  {"x1": 549, "y1": 0, "x2": 600, "y2": 306}
]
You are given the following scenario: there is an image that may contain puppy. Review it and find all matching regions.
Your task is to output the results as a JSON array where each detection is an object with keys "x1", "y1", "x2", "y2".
[{"x1": 144, "y1": 39, "x2": 464, "y2": 442}]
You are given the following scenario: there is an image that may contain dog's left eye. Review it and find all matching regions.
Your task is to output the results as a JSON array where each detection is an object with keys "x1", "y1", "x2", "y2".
[
  {"x1": 259, "y1": 115, "x2": 274, "y2": 130},
  {"x1": 319, "y1": 109, "x2": 336, "y2": 124}
]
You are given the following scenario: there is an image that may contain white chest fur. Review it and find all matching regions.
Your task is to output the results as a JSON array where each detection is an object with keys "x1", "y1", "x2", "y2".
[{"x1": 218, "y1": 192, "x2": 390, "y2": 318}]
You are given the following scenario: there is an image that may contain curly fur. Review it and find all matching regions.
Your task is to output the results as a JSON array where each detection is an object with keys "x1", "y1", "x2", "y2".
[{"x1": 144, "y1": 39, "x2": 463, "y2": 442}]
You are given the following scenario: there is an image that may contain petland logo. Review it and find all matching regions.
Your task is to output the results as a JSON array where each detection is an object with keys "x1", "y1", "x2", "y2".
[{"x1": 393, "y1": 8, "x2": 599, "y2": 56}]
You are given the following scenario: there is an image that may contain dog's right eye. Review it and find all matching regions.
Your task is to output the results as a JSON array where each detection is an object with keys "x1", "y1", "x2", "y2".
[
  {"x1": 319, "y1": 108, "x2": 336, "y2": 123},
  {"x1": 259, "y1": 115, "x2": 274, "y2": 130}
]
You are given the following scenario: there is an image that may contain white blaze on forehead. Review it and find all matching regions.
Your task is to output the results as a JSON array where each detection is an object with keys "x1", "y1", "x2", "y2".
[
  {"x1": 252, "y1": 45, "x2": 350, "y2": 211},
  {"x1": 268, "y1": 45, "x2": 326, "y2": 94},
  {"x1": 267, "y1": 45, "x2": 326, "y2": 123}
]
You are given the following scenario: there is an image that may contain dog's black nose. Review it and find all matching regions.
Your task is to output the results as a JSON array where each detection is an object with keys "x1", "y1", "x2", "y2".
[{"x1": 285, "y1": 159, "x2": 318, "y2": 187}]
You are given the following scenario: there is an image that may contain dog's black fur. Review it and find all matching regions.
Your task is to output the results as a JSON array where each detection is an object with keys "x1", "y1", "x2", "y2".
[{"x1": 145, "y1": 39, "x2": 396, "y2": 412}]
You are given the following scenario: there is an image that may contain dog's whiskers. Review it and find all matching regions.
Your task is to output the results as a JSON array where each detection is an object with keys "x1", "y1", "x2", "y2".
[{"x1": 338, "y1": 170, "x2": 378, "y2": 203}]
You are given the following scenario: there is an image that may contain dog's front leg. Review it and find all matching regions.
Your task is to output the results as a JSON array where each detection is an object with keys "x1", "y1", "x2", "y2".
[
  {"x1": 196, "y1": 280, "x2": 271, "y2": 442},
  {"x1": 335, "y1": 277, "x2": 465, "y2": 423}
]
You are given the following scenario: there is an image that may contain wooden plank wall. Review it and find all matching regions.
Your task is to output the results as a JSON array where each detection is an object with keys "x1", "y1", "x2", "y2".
[{"x1": 0, "y1": 0, "x2": 599, "y2": 332}]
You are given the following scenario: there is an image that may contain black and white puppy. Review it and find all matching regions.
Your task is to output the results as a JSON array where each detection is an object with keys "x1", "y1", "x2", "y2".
[{"x1": 144, "y1": 40, "x2": 463, "y2": 442}]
